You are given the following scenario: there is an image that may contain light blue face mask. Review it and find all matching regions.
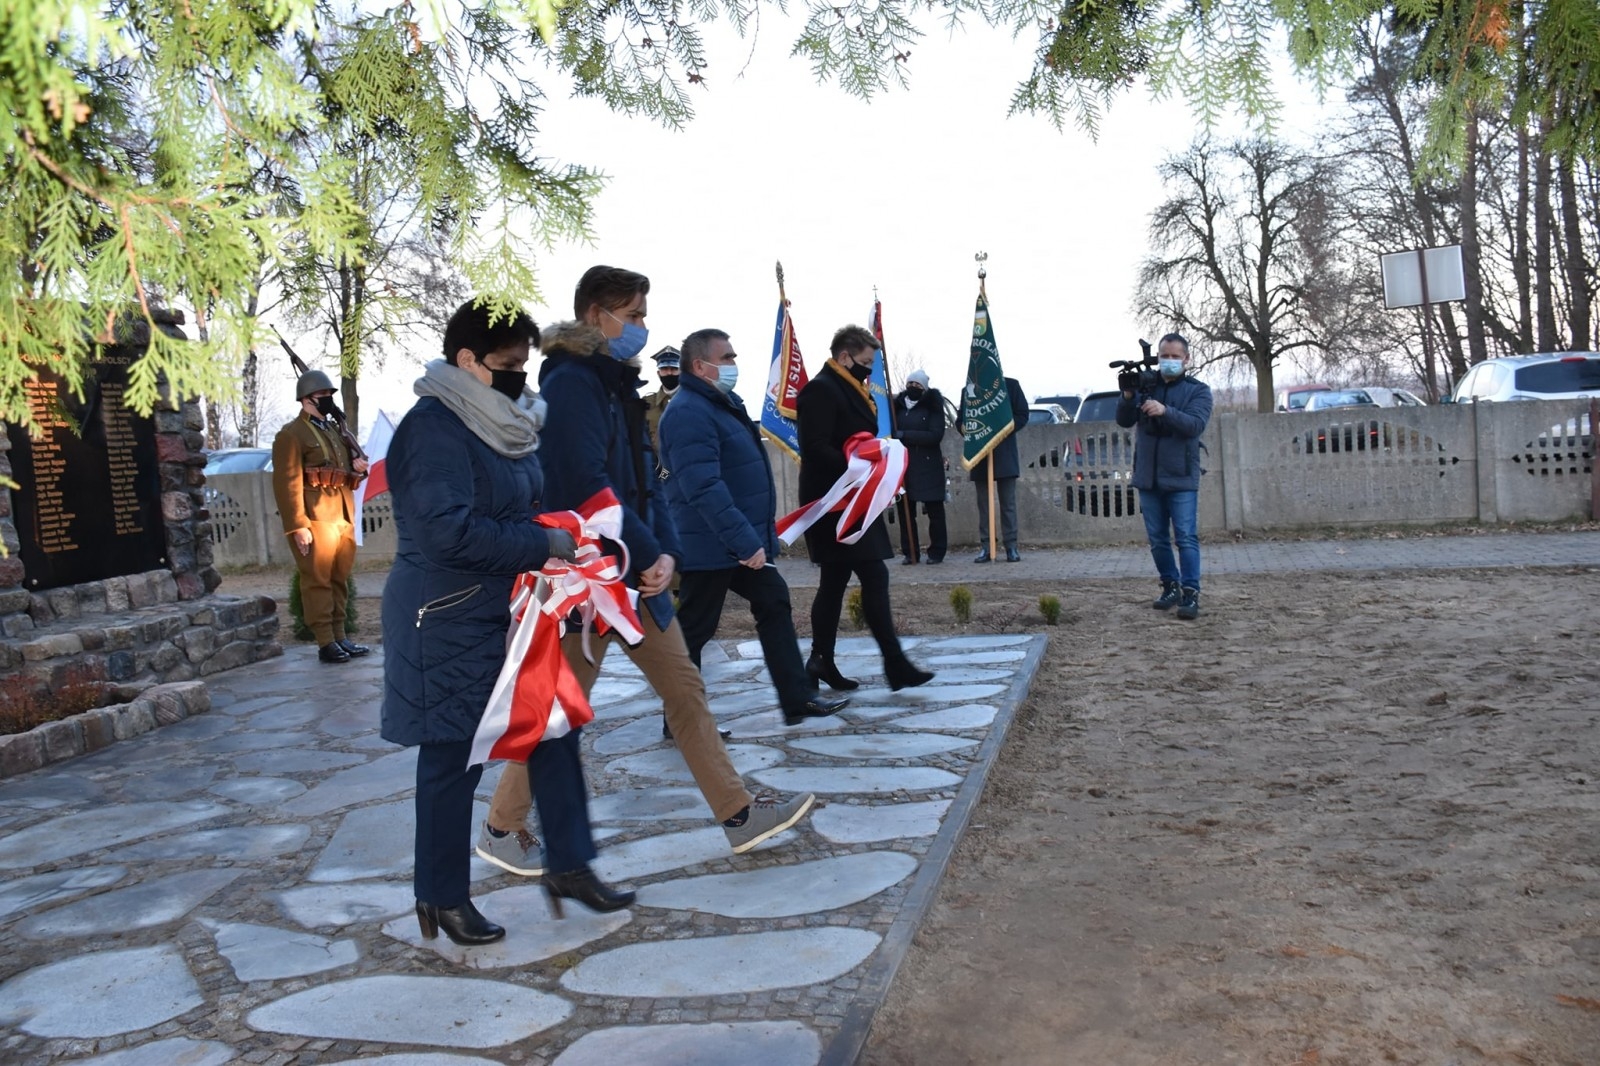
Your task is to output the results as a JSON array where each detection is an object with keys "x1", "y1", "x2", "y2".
[
  {"x1": 1159, "y1": 358, "x2": 1185, "y2": 379},
  {"x1": 715, "y1": 364, "x2": 739, "y2": 395},
  {"x1": 603, "y1": 311, "x2": 648, "y2": 362}
]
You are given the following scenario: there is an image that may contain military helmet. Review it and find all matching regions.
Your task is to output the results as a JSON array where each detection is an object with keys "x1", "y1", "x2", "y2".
[{"x1": 296, "y1": 369, "x2": 336, "y2": 400}]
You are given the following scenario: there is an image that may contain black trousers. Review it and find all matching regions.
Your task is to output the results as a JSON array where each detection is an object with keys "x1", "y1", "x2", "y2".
[
  {"x1": 413, "y1": 740, "x2": 483, "y2": 908},
  {"x1": 897, "y1": 499, "x2": 948, "y2": 561},
  {"x1": 809, "y1": 558, "x2": 907, "y2": 666},
  {"x1": 678, "y1": 565, "x2": 813, "y2": 713},
  {"x1": 525, "y1": 728, "x2": 597, "y2": 875}
]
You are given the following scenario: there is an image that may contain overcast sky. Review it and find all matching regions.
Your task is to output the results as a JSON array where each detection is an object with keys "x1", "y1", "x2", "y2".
[{"x1": 268, "y1": 13, "x2": 1339, "y2": 436}]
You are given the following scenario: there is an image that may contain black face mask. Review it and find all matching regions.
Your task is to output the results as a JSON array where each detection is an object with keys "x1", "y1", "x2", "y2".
[
  {"x1": 489, "y1": 369, "x2": 527, "y2": 401},
  {"x1": 660, "y1": 376, "x2": 680, "y2": 392},
  {"x1": 315, "y1": 395, "x2": 338, "y2": 417},
  {"x1": 847, "y1": 360, "x2": 873, "y2": 383},
  {"x1": 905, "y1": 385, "x2": 925, "y2": 401}
]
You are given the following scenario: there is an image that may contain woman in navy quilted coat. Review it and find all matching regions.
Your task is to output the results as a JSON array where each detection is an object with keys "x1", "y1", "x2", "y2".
[{"x1": 381, "y1": 300, "x2": 629, "y2": 945}]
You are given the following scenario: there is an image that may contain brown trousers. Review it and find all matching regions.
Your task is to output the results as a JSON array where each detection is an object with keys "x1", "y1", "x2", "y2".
[
  {"x1": 488, "y1": 610, "x2": 751, "y2": 827},
  {"x1": 293, "y1": 519, "x2": 356, "y2": 645}
]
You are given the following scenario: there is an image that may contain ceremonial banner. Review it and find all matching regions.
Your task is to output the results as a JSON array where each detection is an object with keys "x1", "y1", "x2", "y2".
[
  {"x1": 352, "y1": 409, "x2": 396, "y2": 547},
  {"x1": 776, "y1": 432, "x2": 907, "y2": 546},
  {"x1": 761, "y1": 295, "x2": 809, "y2": 460},
  {"x1": 867, "y1": 297, "x2": 893, "y2": 438},
  {"x1": 960, "y1": 291, "x2": 1015, "y2": 470}
]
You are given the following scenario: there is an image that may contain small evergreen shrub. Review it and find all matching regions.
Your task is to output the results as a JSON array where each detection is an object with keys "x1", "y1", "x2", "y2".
[
  {"x1": 950, "y1": 585, "x2": 972, "y2": 624},
  {"x1": 846, "y1": 587, "x2": 866, "y2": 629},
  {"x1": 1039, "y1": 594, "x2": 1062, "y2": 625}
]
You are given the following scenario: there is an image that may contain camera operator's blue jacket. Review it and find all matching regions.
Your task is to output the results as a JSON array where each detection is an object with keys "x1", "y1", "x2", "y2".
[
  {"x1": 1116, "y1": 374, "x2": 1214, "y2": 493},
  {"x1": 658, "y1": 371, "x2": 778, "y2": 571}
]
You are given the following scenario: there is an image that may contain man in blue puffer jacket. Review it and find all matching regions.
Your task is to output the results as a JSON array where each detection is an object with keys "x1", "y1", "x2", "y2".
[
  {"x1": 660, "y1": 329, "x2": 850, "y2": 728},
  {"x1": 1116, "y1": 332, "x2": 1214, "y2": 620}
]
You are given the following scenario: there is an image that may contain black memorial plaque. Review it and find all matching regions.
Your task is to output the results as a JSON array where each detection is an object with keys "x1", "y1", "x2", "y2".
[{"x1": 6, "y1": 351, "x2": 168, "y2": 590}]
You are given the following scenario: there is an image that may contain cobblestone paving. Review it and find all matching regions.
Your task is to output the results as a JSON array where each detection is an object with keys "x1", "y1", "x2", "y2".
[{"x1": 0, "y1": 633, "x2": 1044, "y2": 1065}]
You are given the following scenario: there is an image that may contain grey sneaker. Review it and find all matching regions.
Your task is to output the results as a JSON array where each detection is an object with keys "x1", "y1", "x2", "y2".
[
  {"x1": 723, "y1": 792, "x2": 815, "y2": 854},
  {"x1": 474, "y1": 822, "x2": 545, "y2": 876}
]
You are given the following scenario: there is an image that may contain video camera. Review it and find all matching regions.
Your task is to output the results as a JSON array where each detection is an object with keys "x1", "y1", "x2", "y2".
[{"x1": 1109, "y1": 339, "x2": 1160, "y2": 399}]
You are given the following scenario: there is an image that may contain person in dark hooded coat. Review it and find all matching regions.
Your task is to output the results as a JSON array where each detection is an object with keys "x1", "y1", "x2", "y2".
[{"x1": 890, "y1": 368, "x2": 947, "y2": 564}]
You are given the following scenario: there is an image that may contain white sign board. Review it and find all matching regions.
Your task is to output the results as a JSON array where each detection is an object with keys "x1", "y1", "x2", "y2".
[{"x1": 1381, "y1": 245, "x2": 1466, "y2": 308}]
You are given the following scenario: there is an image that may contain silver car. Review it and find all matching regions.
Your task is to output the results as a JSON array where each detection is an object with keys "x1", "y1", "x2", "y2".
[{"x1": 1450, "y1": 353, "x2": 1600, "y2": 403}]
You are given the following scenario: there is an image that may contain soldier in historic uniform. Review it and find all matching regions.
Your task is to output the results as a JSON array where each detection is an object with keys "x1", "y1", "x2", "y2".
[
  {"x1": 642, "y1": 344, "x2": 681, "y2": 458},
  {"x1": 271, "y1": 369, "x2": 369, "y2": 663}
]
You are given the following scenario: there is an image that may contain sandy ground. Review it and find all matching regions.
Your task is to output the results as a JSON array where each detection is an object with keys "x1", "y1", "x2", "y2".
[{"x1": 221, "y1": 563, "x2": 1600, "y2": 1065}]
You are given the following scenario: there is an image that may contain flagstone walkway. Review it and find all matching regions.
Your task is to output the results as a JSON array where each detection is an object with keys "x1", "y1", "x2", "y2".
[{"x1": 0, "y1": 632, "x2": 1044, "y2": 1066}]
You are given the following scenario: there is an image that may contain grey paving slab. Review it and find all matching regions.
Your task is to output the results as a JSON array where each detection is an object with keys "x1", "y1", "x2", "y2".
[
  {"x1": 202, "y1": 919, "x2": 359, "y2": 980},
  {"x1": 592, "y1": 825, "x2": 786, "y2": 883},
  {"x1": 811, "y1": 799, "x2": 952, "y2": 844},
  {"x1": 0, "y1": 946, "x2": 202, "y2": 1037},
  {"x1": 0, "y1": 771, "x2": 105, "y2": 809},
  {"x1": 323, "y1": 1057, "x2": 500, "y2": 1066},
  {"x1": 788, "y1": 733, "x2": 977, "y2": 760},
  {"x1": 230, "y1": 748, "x2": 370, "y2": 774},
  {"x1": 324, "y1": 1057, "x2": 500, "y2": 1066},
  {"x1": 553, "y1": 1021, "x2": 820, "y2": 1066},
  {"x1": 273, "y1": 881, "x2": 416, "y2": 928},
  {"x1": 605, "y1": 742, "x2": 785, "y2": 783},
  {"x1": 588, "y1": 786, "x2": 711, "y2": 823},
  {"x1": 0, "y1": 800, "x2": 229, "y2": 868},
  {"x1": 635, "y1": 851, "x2": 918, "y2": 917},
  {"x1": 753, "y1": 766, "x2": 963, "y2": 794},
  {"x1": 14, "y1": 868, "x2": 241, "y2": 939},
  {"x1": 590, "y1": 714, "x2": 674, "y2": 756},
  {"x1": 206, "y1": 776, "x2": 307, "y2": 804},
  {"x1": 0, "y1": 866, "x2": 128, "y2": 922},
  {"x1": 108, "y1": 825, "x2": 310, "y2": 862},
  {"x1": 890, "y1": 704, "x2": 1000, "y2": 731},
  {"x1": 560, "y1": 927, "x2": 881, "y2": 997},
  {"x1": 308, "y1": 798, "x2": 494, "y2": 883},
  {"x1": 115, "y1": 765, "x2": 221, "y2": 801},
  {"x1": 277, "y1": 747, "x2": 418, "y2": 816},
  {"x1": 246, "y1": 975, "x2": 572, "y2": 1047},
  {"x1": 72, "y1": 1038, "x2": 238, "y2": 1066}
]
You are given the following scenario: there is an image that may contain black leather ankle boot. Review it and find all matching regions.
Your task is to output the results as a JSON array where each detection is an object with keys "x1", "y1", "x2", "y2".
[
  {"x1": 806, "y1": 653, "x2": 859, "y2": 691},
  {"x1": 415, "y1": 900, "x2": 505, "y2": 945}
]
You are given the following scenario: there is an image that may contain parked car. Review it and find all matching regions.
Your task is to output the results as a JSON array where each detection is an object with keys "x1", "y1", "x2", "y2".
[
  {"x1": 203, "y1": 447, "x2": 273, "y2": 475},
  {"x1": 1034, "y1": 393, "x2": 1083, "y2": 421},
  {"x1": 1361, "y1": 386, "x2": 1427, "y2": 407},
  {"x1": 1027, "y1": 403, "x2": 1071, "y2": 426},
  {"x1": 1304, "y1": 389, "x2": 1381, "y2": 412},
  {"x1": 1276, "y1": 383, "x2": 1332, "y2": 411},
  {"x1": 1073, "y1": 390, "x2": 1123, "y2": 425},
  {"x1": 1449, "y1": 352, "x2": 1600, "y2": 403}
]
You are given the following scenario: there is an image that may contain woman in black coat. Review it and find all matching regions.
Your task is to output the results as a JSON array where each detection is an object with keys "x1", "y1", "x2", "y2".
[{"x1": 795, "y1": 325, "x2": 934, "y2": 691}]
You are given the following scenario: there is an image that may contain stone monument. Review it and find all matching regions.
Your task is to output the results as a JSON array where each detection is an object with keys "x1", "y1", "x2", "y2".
[{"x1": 0, "y1": 310, "x2": 281, "y2": 777}]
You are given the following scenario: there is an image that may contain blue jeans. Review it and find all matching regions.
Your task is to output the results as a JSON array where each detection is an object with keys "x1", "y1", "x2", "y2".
[{"x1": 1138, "y1": 489, "x2": 1200, "y2": 591}]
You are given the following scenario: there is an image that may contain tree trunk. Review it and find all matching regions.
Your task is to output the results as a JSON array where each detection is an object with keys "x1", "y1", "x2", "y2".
[
  {"x1": 1460, "y1": 107, "x2": 1489, "y2": 368},
  {"x1": 1558, "y1": 147, "x2": 1591, "y2": 350},
  {"x1": 240, "y1": 349, "x2": 260, "y2": 446},
  {"x1": 1534, "y1": 114, "x2": 1558, "y2": 351},
  {"x1": 1515, "y1": 123, "x2": 1533, "y2": 350}
]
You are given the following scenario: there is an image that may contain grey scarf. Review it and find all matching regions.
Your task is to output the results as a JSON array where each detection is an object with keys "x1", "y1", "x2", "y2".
[{"x1": 413, "y1": 360, "x2": 544, "y2": 458}]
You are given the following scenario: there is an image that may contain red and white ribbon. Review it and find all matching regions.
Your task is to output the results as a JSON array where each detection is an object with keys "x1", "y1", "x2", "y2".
[
  {"x1": 777, "y1": 432, "x2": 907, "y2": 546},
  {"x1": 468, "y1": 489, "x2": 645, "y2": 768}
]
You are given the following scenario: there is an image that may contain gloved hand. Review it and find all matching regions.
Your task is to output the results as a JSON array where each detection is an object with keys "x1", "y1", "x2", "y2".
[{"x1": 544, "y1": 527, "x2": 578, "y2": 563}]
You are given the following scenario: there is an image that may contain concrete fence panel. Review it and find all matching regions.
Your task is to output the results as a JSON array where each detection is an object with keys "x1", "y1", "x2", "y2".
[{"x1": 203, "y1": 401, "x2": 1595, "y2": 568}]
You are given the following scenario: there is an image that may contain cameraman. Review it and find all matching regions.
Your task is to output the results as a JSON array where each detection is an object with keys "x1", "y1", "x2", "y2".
[{"x1": 1116, "y1": 333, "x2": 1213, "y2": 620}]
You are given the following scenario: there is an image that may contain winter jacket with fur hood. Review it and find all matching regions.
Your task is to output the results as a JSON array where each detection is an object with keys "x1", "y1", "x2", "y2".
[{"x1": 536, "y1": 321, "x2": 682, "y2": 629}]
